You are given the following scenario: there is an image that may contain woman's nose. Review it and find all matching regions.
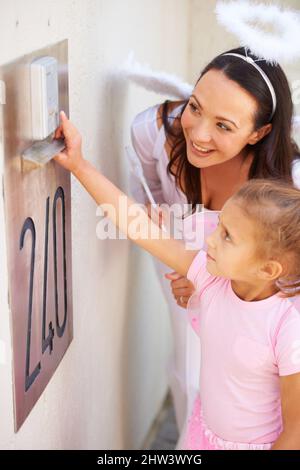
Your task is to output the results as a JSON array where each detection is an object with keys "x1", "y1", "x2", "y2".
[{"x1": 192, "y1": 122, "x2": 212, "y2": 144}]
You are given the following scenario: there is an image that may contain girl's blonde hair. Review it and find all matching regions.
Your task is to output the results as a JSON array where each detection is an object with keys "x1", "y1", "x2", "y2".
[{"x1": 232, "y1": 178, "x2": 300, "y2": 298}]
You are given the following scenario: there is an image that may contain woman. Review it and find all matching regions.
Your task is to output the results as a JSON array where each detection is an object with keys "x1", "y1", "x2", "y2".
[{"x1": 130, "y1": 46, "x2": 300, "y2": 436}]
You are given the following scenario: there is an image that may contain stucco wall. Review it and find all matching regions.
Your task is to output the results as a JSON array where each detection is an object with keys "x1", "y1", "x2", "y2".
[
  {"x1": 0, "y1": 0, "x2": 299, "y2": 451},
  {"x1": 0, "y1": 0, "x2": 191, "y2": 450}
]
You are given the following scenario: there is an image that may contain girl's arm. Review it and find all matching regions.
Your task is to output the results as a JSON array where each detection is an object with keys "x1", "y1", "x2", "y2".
[{"x1": 54, "y1": 112, "x2": 198, "y2": 276}]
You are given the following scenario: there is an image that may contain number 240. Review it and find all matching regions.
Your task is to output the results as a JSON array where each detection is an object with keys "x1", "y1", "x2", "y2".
[{"x1": 20, "y1": 186, "x2": 68, "y2": 392}]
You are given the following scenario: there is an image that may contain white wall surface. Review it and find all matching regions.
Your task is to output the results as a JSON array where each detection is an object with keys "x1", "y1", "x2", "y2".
[{"x1": 0, "y1": 0, "x2": 191, "y2": 450}]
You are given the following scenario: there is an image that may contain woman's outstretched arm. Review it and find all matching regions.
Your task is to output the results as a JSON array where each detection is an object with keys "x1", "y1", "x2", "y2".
[{"x1": 54, "y1": 112, "x2": 199, "y2": 276}]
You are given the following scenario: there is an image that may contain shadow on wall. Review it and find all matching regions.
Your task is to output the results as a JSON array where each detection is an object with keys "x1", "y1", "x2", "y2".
[
  {"x1": 94, "y1": 70, "x2": 130, "y2": 277},
  {"x1": 103, "y1": 71, "x2": 147, "y2": 450},
  {"x1": 95, "y1": 71, "x2": 135, "y2": 449},
  {"x1": 98, "y1": 70, "x2": 169, "y2": 449},
  {"x1": 94, "y1": 70, "x2": 171, "y2": 450},
  {"x1": 103, "y1": 71, "x2": 131, "y2": 448}
]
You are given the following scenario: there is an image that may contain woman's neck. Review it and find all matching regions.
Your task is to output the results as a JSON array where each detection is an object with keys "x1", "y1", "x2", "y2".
[
  {"x1": 200, "y1": 150, "x2": 254, "y2": 210},
  {"x1": 202, "y1": 148, "x2": 253, "y2": 182}
]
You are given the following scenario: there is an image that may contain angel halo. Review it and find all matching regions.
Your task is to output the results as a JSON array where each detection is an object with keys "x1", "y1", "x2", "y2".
[
  {"x1": 215, "y1": 0, "x2": 300, "y2": 66},
  {"x1": 121, "y1": 0, "x2": 300, "y2": 129}
]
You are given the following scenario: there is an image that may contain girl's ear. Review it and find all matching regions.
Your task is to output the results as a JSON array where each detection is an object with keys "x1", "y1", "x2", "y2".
[
  {"x1": 259, "y1": 259, "x2": 283, "y2": 281},
  {"x1": 248, "y1": 123, "x2": 272, "y2": 145}
]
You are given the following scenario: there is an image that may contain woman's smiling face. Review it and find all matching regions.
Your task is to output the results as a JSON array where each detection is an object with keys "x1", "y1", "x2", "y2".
[{"x1": 181, "y1": 69, "x2": 262, "y2": 168}]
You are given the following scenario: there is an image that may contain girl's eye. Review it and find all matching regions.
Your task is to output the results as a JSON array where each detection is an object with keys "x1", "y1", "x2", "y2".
[
  {"x1": 188, "y1": 102, "x2": 199, "y2": 113},
  {"x1": 217, "y1": 122, "x2": 231, "y2": 132},
  {"x1": 217, "y1": 221, "x2": 230, "y2": 241}
]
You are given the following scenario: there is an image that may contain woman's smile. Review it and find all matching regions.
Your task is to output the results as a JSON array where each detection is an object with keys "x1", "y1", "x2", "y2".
[{"x1": 189, "y1": 139, "x2": 216, "y2": 157}]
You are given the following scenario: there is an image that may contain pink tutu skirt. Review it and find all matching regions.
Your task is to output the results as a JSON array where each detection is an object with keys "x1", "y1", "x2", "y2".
[{"x1": 179, "y1": 395, "x2": 275, "y2": 451}]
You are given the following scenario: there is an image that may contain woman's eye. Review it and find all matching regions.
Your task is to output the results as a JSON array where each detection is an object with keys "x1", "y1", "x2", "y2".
[
  {"x1": 224, "y1": 232, "x2": 231, "y2": 241},
  {"x1": 217, "y1": 122, "x2": 230, "y2": 132},
  {"x1": 188, "y1": 104, "x2": 231, "y2": 131}
]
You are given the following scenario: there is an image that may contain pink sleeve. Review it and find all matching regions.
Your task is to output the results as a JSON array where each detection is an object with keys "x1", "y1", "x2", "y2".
[
  {"x1": 187, "y1": 250, "x2": 212, "y2": 292},
  {"x1": 130, "y1": 105, "x2": 165, "y2": 204},
  {"x1": 186, "y1": 250, "x2": 215, "y2": 337},
  {"x1": 274, "y1": 307, "x2": 300, "y2": 376}
]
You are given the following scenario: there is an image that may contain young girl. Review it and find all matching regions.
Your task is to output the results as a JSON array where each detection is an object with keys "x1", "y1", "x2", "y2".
[{"x1": 54, "y1": 111, "x2": 300, "y2": 450}]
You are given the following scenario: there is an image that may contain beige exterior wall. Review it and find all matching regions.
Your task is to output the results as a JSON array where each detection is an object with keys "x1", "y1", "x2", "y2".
[{"x1": 0, "y1": 0, "x2": 298, "y2": 450}]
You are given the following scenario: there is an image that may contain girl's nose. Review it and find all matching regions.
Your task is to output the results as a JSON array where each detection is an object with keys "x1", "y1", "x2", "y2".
[{"x1": 206, "y1": 232, "x2": 216, "y2": 249}]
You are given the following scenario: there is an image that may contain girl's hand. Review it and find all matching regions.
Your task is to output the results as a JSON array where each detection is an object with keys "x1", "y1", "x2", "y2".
[
  {"x1": 53, "y1": 111, "x2": 85, "y2": 173},
  {"x1": 165, "y1": 272, "x2": 195, "y2": 308}
]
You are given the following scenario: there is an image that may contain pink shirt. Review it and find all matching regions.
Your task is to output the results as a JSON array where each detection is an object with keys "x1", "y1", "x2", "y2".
[{"x1": 187, "y1": 250, "x2": 300, "y2": 444}]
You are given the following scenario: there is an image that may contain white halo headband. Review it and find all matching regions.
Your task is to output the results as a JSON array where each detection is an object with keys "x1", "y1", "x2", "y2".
[
  {"x1": 222, "y1": 52, "x2": 277, "y2": 120},
  {"x1": 215, "y1": 1, "x2": 300, "y2": 65}
]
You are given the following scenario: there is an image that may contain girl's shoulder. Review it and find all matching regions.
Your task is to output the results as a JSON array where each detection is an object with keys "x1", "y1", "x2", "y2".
[{"x1": 272, "y1": 301, "x2": 300, "y2": 377}]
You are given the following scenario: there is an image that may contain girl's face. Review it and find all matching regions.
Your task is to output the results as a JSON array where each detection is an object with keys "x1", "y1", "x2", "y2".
[
  {"x1": 181, "y1": 69, "x2": 264, "y2": 168},
  {"x1": 206, "y1": 200, "x2": 264, "y2": 283}
]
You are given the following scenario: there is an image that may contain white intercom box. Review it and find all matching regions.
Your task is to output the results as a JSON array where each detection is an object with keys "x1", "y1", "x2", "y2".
[{"x1": 30, "y1": 56, "x2": 59, "y2": 140}]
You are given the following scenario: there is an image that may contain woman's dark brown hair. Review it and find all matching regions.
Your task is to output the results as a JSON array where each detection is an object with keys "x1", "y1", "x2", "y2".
[{"x1": 162, "y1": 46, "x2": 300, "y2": 210}]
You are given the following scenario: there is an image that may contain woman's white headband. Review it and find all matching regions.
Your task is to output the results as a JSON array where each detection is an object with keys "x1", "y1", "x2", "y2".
[{"x1": 222, "y1": 51, "x2": 277, "y2": 120}]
